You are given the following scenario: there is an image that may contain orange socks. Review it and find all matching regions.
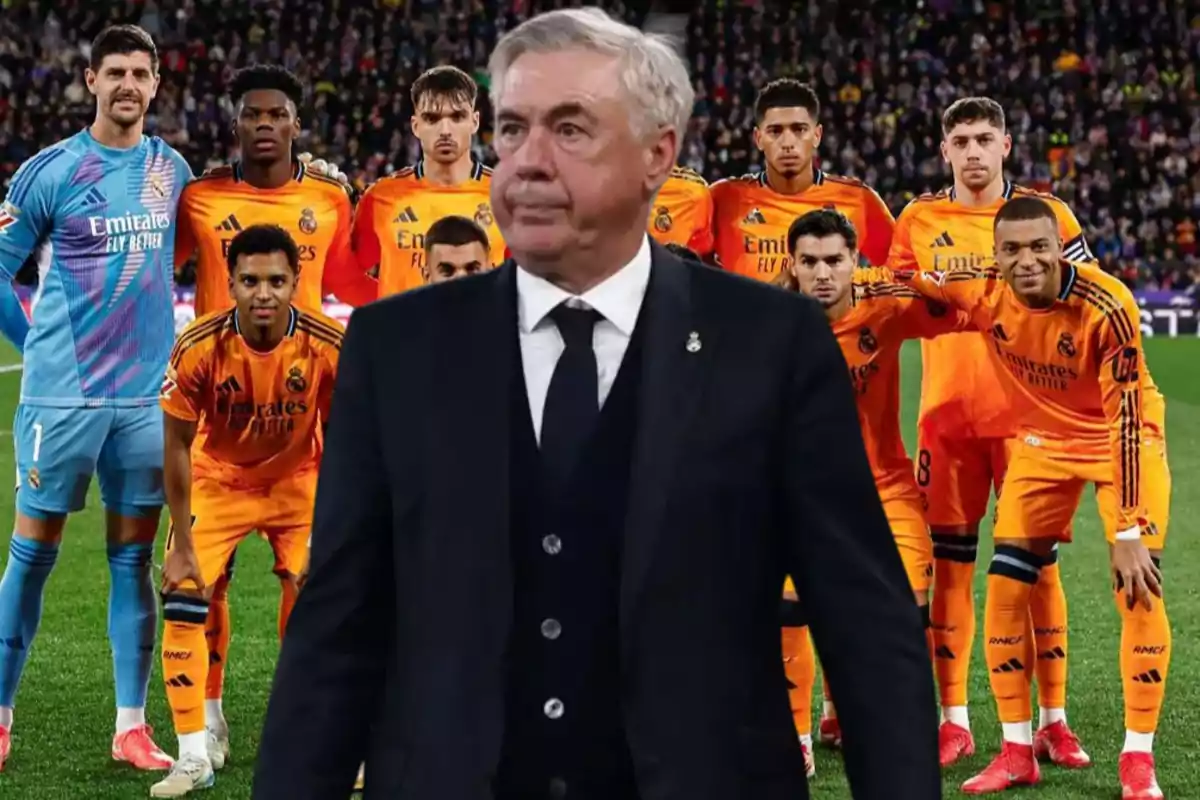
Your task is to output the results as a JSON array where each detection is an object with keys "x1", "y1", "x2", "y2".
[
  {"x1": 1117, "y1": 565, "x2": 1171, "y2": 734},
  {"x1": 1030, "y1": 550, "x2": 1069, "y2": 711},
  {"x1": 204, "y1": 575, "x2": 231, "y2": 700},
  {"x1": 984, "y1": 545, "x2": 1041, "y2": 724},
  {"x1": 161, "y1": 594, "x2": 210, "y2": 735},
  {"x1": 782, "y1": 625, "x2": 815, "y2": 738},
  {"x1": 931, "y1": 533, "x2": 978, "y2": 708}
]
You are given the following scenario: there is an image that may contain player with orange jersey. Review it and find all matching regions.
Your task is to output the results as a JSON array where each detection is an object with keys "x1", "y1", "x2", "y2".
[
  {"x1": 710, "y1": 78, "x2": 896, "y2": 766},
  {"x1": 777, "y1": 209, "x2": 970, "y2": 777},
  {"x1": 888, "y1": 196, "x2": 1169, "y2": 800},
  {"x1": 421, "y1": 215, "x2": 494, "y2": 284},
  {"x1": 154, "y1": 225, "x2": 341, "y2": 796},
  {"x1": 888, "y1": 97, "x2": 1093, "y2": 768},
  {"x1": 647, "y1": 165, "x2": 714, "y2": 255},
  {"x1": 175, "y1": 65, "x2": 376, "y2": 315},
  {"x1": 710, "y1": 79, "x2": 894, "y2": 282},
  {"x1": 353, "y1": 66, "x2": 506, "y2": 298}
]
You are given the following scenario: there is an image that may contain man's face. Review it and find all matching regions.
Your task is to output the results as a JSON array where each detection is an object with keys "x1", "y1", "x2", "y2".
[
  {"x1": 423, "y1": 241, "x2": 490, "y2": 283},
  {"x1": 229, "y1": 251, "x2": 297, "y2": 328},
  {"x1": 789, "y1": 233, "x2": 856, "y2": 309},
  {"x1": 411, "y1": 95, "x2": 479, "y2": 165},
  {"x1": 994, "y1": 216, "x2": 1063, "y2": 306},
  {"x1": 753, "y1": 106, "x2": 821, "y2": 178},
  {"x1": 236, "y1": 88, "x2": 299, "y2": 164},
  {"x1": 490, "y1": 48, "x2": 675, "y2": 265},
  {"x1": 86, "y1": 52, "x2": 159, "y2": 128},
  {"x1": 941, "y1": 119, "x2": 1012, "y2": 191}
]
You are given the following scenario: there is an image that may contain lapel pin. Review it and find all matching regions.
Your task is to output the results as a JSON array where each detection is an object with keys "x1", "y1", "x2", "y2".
[{"x1": 686, "y1": 331, "x2": 702, "y2": 353}]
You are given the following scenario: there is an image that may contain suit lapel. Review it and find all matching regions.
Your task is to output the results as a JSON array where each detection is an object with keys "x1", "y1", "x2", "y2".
[{"x1": 620, "y1": 245, "x2": 709, "y2": 644}]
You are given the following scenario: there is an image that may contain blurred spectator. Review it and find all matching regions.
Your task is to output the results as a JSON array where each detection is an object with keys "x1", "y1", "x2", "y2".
[{"x1": 2, "y1": 0, "x2": 1198, "y2": 288}]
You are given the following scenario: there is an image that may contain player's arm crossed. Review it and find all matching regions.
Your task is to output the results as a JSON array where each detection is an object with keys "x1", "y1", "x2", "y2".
[
  {"x1": 321, "y1": 186, "x2": 377, "y2": 307},
  {"x1": 1096, "y1": 289, "x2": 1162, "y2": 610},
  {"x1": 891, "y1": 290, "x2": 976, "y2": 340},
  {"x1": 869, "y1": 263, "x2": 1000, "y2": 317}
]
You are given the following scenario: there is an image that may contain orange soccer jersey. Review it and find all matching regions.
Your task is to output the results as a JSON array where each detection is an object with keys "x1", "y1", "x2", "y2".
[
  {"x1": 710, "y1": 168, "x2": 895, "y2": 281},
  {"x1": 835, "y1": 280, "x2": 973, "y2": 491},
  {"x1": 175, "y1": 162, "x2": 371, "y2": 315},
  {"x1": 648, "y1": 166, "x2": 714, "y2": 255},
  {"x1": 898, "y1": 261, "x2": 1162, "y2": 533},
  {"x1": 352, "y1": 160, "x2": 507, "y2": 298},
  {"x1": 888, "y1": 182, "x2": 1092, "y2": 438},
  {"x1": 160, "y1": 306, "x2": 342, "y2": 487}
]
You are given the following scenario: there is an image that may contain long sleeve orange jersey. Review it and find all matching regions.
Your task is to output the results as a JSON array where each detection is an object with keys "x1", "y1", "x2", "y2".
[
  {"x1": 648, "y1": 166, "x2": 714, "y2": 255},
  {"x1": 893, "y1": 260, "x2": 1163, "y2": 532},
  {"x1": 710, "y1": 168, "x2": 895, "y2": 281},
  {"x1": 352, "y1": 160, "x2": 507, "y2": 298},
  {"x1": 834, "y1": 279, "x2": 972, "y2": 493},
  {"x1": 160, "y1": 306, "x2": 342, "y2": 488},
  {"x1": 887, "y1": 182, "x2": 1092, "y2": 438},
  {"x1": 175, "y1": 161, "x2": 375, "y2": 315}
]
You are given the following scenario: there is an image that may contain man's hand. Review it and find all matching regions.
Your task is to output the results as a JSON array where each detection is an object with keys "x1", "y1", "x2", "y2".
[
  {"x1": 162, "y1": 541, "x2": 206, "y2": 595},
  {"x1": 297, "y1": 152, "x2": 350, "y2": 188},
  {"x1": 1112, "y1": 538, "x2": 1163, "y2": 610}
]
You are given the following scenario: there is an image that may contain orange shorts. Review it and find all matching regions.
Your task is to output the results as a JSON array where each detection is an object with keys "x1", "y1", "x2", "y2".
[
  {"x1": 993, "y1": 433, "x2": 1170, "y2": 550},
  {"x1": 881, "y1": 482, "x2": 934, "y2": 596},
  {"x1": 916, "y1": 421, "x2": 1008, "y2": 529},
  {"x1": 166, "y1": 470, "x2": 317, "y2": 588}
]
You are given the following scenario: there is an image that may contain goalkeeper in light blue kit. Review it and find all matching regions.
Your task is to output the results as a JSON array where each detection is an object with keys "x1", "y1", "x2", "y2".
[{"x1": 0, "y1": 25, "x2": 192, "y2": 772}]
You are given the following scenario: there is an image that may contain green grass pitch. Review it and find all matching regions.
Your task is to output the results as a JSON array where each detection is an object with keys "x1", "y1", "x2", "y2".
[{"x1": 0, "y1": 338, "x2": 1195, "y2": 799}]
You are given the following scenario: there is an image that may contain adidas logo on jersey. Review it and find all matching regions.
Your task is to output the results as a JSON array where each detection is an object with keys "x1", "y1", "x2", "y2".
[
  {"x1": 743, "y1": 208, "x2": 767, "y2": 225},
  {"x1": 394, "y1": 206, "x2": 420, "y2": 224},
  {"x1": 215, "y1": 375, "x2": 243, "y2": 395},
  {"x1": 80, "y1": 187, "x2": 106, "y2": 208},
  {"x1": 931, "y1": 231, "x2": 955, "y2": 248},
  {"x1": 215, "y1": 215, "x2": 243, "y2": 232}
]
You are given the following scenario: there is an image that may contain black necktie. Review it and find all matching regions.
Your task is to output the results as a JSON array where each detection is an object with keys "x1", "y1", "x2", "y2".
[{"x1": 540, "y1": 303, "x2": 603, "y2": 478}]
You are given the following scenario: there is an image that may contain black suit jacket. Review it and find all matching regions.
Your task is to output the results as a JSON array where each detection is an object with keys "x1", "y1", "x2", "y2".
[{"x1": 254, "y1": 244, "x2": 940, "y2": 800}]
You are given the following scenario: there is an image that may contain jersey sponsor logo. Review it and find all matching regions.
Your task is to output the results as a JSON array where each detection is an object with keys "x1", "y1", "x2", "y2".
[
  {"x1": 929, "y1": 250, "x2": 990, "y2": 271},
  {"x1": 299, "y1": 207, "x2": 318, "y2": 235},
  {"x1": 991, "y1": 340, "x2": 1081, "y2": 392},
  {"x1": 88, "y1": 210, "x2": 172, "y2": 254}
]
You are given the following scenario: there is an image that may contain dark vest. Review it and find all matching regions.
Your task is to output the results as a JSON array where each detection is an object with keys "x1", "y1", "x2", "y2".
[{"x1": 494, "y1": 312, "x2": 647, "y2": 800}]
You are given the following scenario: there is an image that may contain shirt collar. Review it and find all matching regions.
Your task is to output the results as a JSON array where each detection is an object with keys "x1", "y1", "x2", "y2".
[{"x1": 516, "y1": 235, "x2": 652, "y2": 336}]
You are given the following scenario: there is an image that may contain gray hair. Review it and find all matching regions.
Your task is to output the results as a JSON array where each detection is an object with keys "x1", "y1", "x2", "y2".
[{"x1": 488, "y1": 7, "x2": 694, "y2": 143}]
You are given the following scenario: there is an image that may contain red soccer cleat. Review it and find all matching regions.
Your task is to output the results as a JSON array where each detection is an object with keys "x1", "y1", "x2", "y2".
[
  {"x1": 111, "y1": 724, "x2": 174, "y2": 771},
  {"x1": 962, "y1": 741, "x2": 1040, "y2": 794},
  {"x1": 1034, "y1": 720, "x2": 1091, "y2": 769},
  {"x1": 939, "y1": 720, "x2": 976, "y2": 768},
  {"x1": 1120, "y1": 752, "x2": 1164, "y2": 799},
  {"x1": 818, "y1": 716, "x2": 842, "y2": 749},
  {"x1": 0, "y1": 726, "x2": 9, "y2": 772},
  {"x1": 800, "y1": 739, "x2": 815, "y2": 779}
]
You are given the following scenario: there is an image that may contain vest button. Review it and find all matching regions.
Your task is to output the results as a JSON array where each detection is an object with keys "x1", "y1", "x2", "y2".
[
  {"x1": 543, "y1": 697, "x2": 565, "y2": 719},
  {"x1": 541, "y1": 618, "x2": 562, "y2": 640},
  {"x1": 542, "y1": 534, "x2": 562, "y2": 555}
]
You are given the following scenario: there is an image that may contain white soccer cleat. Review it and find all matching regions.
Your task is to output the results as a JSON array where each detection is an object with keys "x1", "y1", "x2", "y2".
[
  {"x1": 149, "y1": 754, "x2": 214, "y2": 797},
  {"x1": 206, "y1": 725, "x2": 229, "y2": 771}
]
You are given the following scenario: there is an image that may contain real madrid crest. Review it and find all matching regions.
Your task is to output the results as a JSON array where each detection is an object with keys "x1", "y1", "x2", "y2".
[
  {"x1": 474, "y1": 203, "x2": 494, "y2": 228},
  {"x1": 1056, "y1": 331, "x2": 1077, "y2": 358},
  {"x1": 27, "y1": 467, "x2": 40, "y2": 490},
  {"x1": 858, "y1": 327, "x2": 878, "y2": 354},
  {"x1": 148, "y1": 173, "x2": 167, "y2": 199},
  {"x1": 286, "y1": 366, "x2": 308, "y2": 393},
  {"x1": 299, "y1": 208, "x2": 318, "y2": 235},
  {"x1": 654, "y1": 206, "x2": 673, "y2": 233}
]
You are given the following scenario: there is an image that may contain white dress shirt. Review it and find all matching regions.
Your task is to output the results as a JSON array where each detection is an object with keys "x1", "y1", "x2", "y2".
[{"x1": 516, "y1": 235, "x2": 653, "y2": 443}]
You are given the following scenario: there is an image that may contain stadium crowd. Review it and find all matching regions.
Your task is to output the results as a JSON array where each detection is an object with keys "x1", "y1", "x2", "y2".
[{"x1": 2, "y1": 0, "x2": 1199, "y2": 287}]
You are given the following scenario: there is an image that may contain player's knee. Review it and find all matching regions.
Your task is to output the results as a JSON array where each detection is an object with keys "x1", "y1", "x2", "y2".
[
  {"x1": 987, "y1": 542, "x2": 1046, "y2": 585},
  {"x1": 13, "y1": 510, "x2": 67, "y2": 545},
  {"x1": 104, "y1": 505, "x2": 162, "y2": 546},
  {"x1": 162, "y1": 592, "x2": 211, "y2": 625},
  {"x1": 932, "y1": 528, "x2": 979, "y2": 565}
]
